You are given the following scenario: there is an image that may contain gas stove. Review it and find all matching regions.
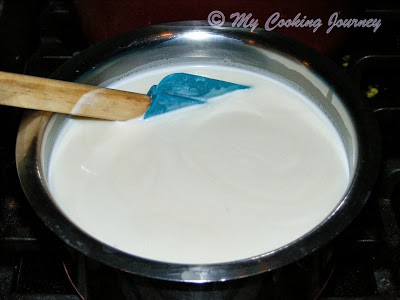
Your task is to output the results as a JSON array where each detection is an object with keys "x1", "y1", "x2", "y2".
[{"x1": 0, "y1": 1, "x2": 399, "y2": 299}]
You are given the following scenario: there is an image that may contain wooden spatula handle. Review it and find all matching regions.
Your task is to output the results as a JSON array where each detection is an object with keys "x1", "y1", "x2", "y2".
[{"x1": 0, "y1": 71, "x2": 151, "y2": 120}]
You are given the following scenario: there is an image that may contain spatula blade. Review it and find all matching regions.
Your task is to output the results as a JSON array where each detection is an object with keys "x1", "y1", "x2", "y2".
[{"x1": 144, "y1": 73, "x2": 250, "y2": 119}]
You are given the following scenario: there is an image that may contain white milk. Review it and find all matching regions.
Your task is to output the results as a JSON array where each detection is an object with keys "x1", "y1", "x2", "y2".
[{"x1": 48, "y1": 64, "x2": 350, "y2": 264}]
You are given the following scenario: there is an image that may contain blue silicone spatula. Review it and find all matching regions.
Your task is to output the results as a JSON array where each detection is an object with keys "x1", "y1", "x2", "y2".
[{"x1": 0, "y1": 71, "x2": 250, "y2": 120}]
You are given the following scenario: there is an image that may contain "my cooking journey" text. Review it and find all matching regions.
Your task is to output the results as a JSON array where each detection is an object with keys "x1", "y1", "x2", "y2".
[{"x1": 207, "y1": 11, "x2": 382, "y2": 34}]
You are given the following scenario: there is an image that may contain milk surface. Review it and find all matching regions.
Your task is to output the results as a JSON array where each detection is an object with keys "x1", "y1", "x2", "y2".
[{"x1": 48, "y1": 64, "x2": 350, "y2": 264}]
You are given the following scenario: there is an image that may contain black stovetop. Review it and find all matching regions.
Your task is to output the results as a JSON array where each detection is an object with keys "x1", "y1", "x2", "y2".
[{"x1": 0, "y1": 1, "x2": 400, "y2": 299}]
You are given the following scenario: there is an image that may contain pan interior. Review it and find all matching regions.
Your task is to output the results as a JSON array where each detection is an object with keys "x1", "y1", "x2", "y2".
[{"x1": 43, "y1": 57, "x2": 355, "y2": 264}]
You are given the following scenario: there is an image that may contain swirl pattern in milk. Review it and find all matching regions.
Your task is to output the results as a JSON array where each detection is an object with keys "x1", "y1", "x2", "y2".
[{"x1": 48, "y1": 64, "x2": 349, "y2": 264}]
